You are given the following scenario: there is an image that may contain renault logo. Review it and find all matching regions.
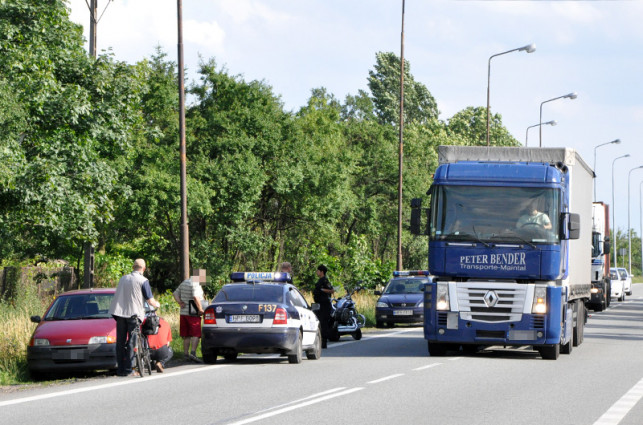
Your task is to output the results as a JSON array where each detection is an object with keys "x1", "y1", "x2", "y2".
[{"x1": 483, "y1": 290, "x2": 499, "y2": 307}]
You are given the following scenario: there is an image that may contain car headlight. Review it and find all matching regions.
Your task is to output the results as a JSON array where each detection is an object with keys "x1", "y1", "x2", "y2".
[
  {"x1": 532, "y1": 286, "x2": 547, "y2": 314},
  {"x1": 436, "y1": 283, "x2": 450, "y2": 311},
  {"x1": 590, "y1": 288, "x2": 599, "y2": 294},
  {"x1": 33, "y1": 338, "x2": 50, "y2": 346},
  {"x1": 417, "y1": 301, "x2": 424, "y2": 308},
  {"x1": 89, "y1": 336, "x2": 116, "y2": 344},
  {"x1": 376, "y1": 301, "x2": 389, "y2": 308}
]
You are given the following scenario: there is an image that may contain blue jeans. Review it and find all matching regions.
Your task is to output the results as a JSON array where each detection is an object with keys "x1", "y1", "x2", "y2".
[
  {"x1": 150, "y1": 345, "x2": 173, "y2": 367},
  {"x1": 114, "y1": 315, "x2": 139, "y2": 375}
]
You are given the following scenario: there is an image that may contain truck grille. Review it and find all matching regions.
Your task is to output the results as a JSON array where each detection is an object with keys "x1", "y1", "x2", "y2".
[{"x1": 457, "y1": 283, "x2": 527, "y2": 323}]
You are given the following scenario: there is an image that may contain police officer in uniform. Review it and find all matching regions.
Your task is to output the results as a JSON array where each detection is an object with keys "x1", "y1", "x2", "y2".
[{"x1": 313, "y1": 264, "x2": 334, "y2": 348}]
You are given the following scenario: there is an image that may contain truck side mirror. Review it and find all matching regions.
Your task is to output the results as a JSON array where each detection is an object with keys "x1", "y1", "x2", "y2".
[
  {"x1": 559, "y1": 212, "x2": 581, "y2": 240},
  {"x1": 568, "y1": 213, "x2": 581, "y2": 240},
  {"x1": 411, "y1": 198, "x2": 422, "y2": 235},
  {"x1": 603, "y1": 240, "x2": 611, "y2": 255}
]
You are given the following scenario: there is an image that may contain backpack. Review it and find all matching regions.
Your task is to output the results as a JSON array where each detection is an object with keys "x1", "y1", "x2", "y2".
[{"x1": 142, "y1": 313, "x2": 160, "y2": 335}]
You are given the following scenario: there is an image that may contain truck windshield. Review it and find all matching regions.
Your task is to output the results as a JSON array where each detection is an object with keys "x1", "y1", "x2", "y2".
[
  {"x1": 591, "y1": 232, "x2": 601, "y2": 258},
  {"x1": 430, "y1": 186, "x2": 560, "y2": 244}
]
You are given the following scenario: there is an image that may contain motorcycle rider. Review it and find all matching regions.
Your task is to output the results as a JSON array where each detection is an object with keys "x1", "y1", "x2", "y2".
[{"x1": 313, "y1": 264, "x2": 334, "y2": 348}]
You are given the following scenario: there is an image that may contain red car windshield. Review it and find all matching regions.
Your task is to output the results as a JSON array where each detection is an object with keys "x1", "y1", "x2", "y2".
[{"x1": 44, "y1": 294, "x2": 114, "y2": 320}]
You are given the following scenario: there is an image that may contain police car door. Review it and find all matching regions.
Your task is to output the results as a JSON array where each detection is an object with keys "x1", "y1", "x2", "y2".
[{"x1": 288, "y1": 287, "x2": 319, "y2": 346}]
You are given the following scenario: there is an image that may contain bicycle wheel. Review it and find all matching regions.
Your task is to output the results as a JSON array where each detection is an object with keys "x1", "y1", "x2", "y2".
[
  {"x1": 134, "y1": 332, "x2": 144, "y2": 377},
  {"x1": 143, "y1": 337, "x2": 152, "y2": 376}
]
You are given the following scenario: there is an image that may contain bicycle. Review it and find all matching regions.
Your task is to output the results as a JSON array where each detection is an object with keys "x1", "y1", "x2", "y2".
[{"x1": 131, "y1": 319, "x2": 153, "y2": 377}]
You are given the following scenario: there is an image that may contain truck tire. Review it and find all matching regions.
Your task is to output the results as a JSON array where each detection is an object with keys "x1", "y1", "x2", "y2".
[
  {"x1": 573, "y1": 301, "x2": 584, "y2": 346},
  {"x1": 561, "y1": 337, "x2": 573, "y2": 354},
  {"x1": 539, "y1": 344, "x2": 559, "y2": 360},
  {"x1": 428, "y1": 342, "x2": 447, "y2": 357}
]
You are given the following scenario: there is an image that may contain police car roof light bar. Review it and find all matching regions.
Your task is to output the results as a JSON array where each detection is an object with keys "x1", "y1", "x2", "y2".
[
  {"x1": 393, "y1": 270, "x2": 431, "y2": 277},
  {"x1": 230, "y1": 272, "x2": 291, "y2": 283}
]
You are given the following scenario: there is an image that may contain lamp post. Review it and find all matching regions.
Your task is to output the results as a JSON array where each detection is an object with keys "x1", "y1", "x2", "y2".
[
  {"x1": 628, "y1": 166, "x2": 643, "y2": 274},
  {"x1": 525, "y1": 120, "x2": 556, "y2": 147},
  {"x1": 593, "y1": 139, "x2": 621, "y2": 201},
  {"x1": 539, "y1": 92, "x2": 577, "y2": 147},
  {"x1": 486, "y1": 43, "x2": 536, "y2": 146},
  {"x1": 612, "y1": 154, "x2": 630, "y2": 268}
]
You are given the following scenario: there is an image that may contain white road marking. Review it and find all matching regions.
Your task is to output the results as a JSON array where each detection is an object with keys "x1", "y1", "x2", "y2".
[
  {"x1": 448, "y1": 357, "x2": 463, "y2": 361},
  {"x1": 0, "y1": 364, "x2": 229, "y2": 408},
  {"x1": 254, "y1": 388, "x2": 347, "y2": 414},
  {"x1": 367, "y1": 373, "x2": 404, "y2": 384},
  {"x1": 326, "y1": 328, "x2": 417, "y2": 348},
  {"x1": 227, "y1": 387, "x2": 364, "y2": 425},
  {"x1": 593, "y1": 376, "x2": 643, "y2": 425},
  {"x1": 413, "y1": 363, "x2": 443, "y2": 371}
]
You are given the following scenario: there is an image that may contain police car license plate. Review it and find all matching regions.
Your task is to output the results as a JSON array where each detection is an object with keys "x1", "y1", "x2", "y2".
[
  {"x1": 229, "y1": 314, "x2": 260, "y2": 323},
  {"x1": 393, "y1": 310, "x2": 413, "y2": 316}
]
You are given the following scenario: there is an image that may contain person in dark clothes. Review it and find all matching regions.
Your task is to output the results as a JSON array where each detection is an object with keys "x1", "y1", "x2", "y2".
[{"x1": 312, "y1": 264, "x2": 334, "y2": 348}]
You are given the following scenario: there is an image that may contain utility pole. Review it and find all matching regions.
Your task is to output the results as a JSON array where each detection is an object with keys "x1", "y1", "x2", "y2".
[
  {"x1": 178, "y1": 0, "x2": 190, "y2": 280},
  {"x1": 84, "y1": 0, "x2": 99, "y2": 288},
  {"x1": 396, "y1": 0, "x2": 405, "y2": 271},
  {"x1": 89, "y1": 0, "x2": 97, "y2": 58}
]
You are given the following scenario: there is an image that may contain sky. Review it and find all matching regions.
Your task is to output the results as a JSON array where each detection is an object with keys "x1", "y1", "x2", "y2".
[{"x1": 67, "y1": 0, "x2": 643, "y2": 247}]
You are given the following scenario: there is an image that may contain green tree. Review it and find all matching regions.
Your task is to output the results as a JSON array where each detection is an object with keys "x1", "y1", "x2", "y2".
[
  {"x1": 0, "y1": 0, "x2": 145, "y2": 262},
  {"x1": 368, "y1": 52, "x2": 439, "y2": 126},
  {"x1": 446, "y1": 106, "x2": 519, "y2": 147}
]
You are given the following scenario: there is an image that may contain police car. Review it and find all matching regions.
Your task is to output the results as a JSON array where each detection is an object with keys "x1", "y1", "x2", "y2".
[
  {"x1": 374, "y1": 270, "x2": 431, "y2": 328},
  {"x1": 201, "y1": 272, "x2": 321, "y2": 364}
]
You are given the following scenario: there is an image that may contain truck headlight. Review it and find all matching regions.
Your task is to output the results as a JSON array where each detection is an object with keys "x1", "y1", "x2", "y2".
[
  {"x1": 436, "y1": 283, "x2": 450, "y2": 311},
  {"x1": 590, "y1": 288, "x2": 599, "y2": 294},
  {"x1": 532, "y1": 286, "x2": 547, "y2": 314}
]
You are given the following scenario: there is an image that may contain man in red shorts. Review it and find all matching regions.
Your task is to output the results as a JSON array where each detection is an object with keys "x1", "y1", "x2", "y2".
[{"x1": 173, "y1": 269, "x2": 206, "y2": 362}]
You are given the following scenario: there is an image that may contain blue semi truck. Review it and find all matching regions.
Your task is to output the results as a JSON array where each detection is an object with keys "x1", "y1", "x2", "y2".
[{"x1": 412, "y1": 146, "x2": 593, "y2": 360}]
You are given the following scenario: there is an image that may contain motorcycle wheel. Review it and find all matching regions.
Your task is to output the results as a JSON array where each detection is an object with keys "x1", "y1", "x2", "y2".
[
  {"x1": 328, "y1": 327, "x2": 340, "y2": 342},
  {"x1": 352, "y1": 328, "x2": 362, "y2": 340}
]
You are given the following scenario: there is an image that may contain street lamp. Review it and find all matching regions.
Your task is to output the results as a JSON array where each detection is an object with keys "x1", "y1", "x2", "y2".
[
  {"x1": 486, "y1": 43, "x2": 536, "y2": 146},
  {"x1": 593, "y1": 139, "x2": 621, "y2": 201},
  {"x1": 539, "y1": 92, "x2": 577, "y2": 147},
  {"x1": 525, "y1": 120, "x2": 556, "y2": 147},
  {"x1": 612, "y1": 154, "x2": 630, "y2": 268},
  {"x1": 628, "y1": 166, "x2": 643, "y2": 274}
]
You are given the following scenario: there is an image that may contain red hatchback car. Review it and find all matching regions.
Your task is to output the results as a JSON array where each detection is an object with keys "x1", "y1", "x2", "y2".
[{"x1": 28, "y1": 288, "x2": 117, "y2": 378}]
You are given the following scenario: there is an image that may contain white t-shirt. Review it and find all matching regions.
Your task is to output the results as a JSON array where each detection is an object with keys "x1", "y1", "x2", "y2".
[{"x1": 173, "y1": 279, "x2": 205, "y2": 316}]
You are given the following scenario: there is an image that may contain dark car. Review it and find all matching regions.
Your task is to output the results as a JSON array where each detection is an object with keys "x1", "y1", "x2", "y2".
[
  {"x1": 375, "y1": 271, "x2": 431, "y2": 328},
  {"x1": 27, "y1": 288, "x2": 117, "y2": 378},
  {"x1": 201, "y1": 272, "x2": 321, "y2": 364}
]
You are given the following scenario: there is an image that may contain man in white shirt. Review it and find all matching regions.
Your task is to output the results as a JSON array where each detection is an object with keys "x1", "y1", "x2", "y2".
[{"x1": 109, "y1": 259, "x2": 160, "y2": 376}]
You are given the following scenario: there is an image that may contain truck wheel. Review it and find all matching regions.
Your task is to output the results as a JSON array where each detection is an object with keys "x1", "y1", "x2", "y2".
[
  {"x1": 573, "y1": 302, "x2": 584, "y2": 346},
  {"x1": 539, "y1": 344, "x2": 559, "y2": 360},
  {"x1": 428, "y1": 342, "x2": 447, "y2": 357},
  {"x1": 560, "y1": 337, "x2": 573, "y2": 354}
]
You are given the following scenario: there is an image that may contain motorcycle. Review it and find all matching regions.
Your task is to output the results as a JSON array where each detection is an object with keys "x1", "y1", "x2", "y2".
[{"x1": 328, "y1": 285, "x2": 367, "y2": 341}]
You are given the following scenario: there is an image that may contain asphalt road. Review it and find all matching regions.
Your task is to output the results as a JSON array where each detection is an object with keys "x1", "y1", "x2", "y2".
[{"x1": 2, "y1": 285, "x2": 643, "y2": 425}]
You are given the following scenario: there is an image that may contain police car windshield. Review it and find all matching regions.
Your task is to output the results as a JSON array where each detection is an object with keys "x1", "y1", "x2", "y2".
[
  {"x1": 384, "y1": 279, "x2": 427, "y2": 294},
  {"x1": 215, "y1": 284, "x2": 284, "y2": 303}
]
